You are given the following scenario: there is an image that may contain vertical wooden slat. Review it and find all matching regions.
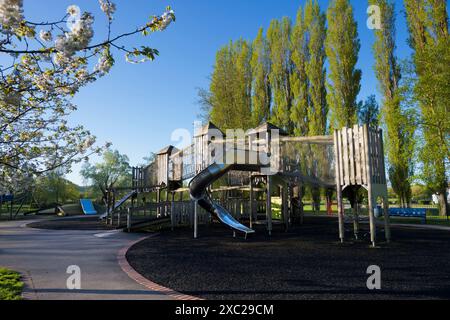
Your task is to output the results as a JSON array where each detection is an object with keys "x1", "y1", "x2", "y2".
[
  {"x1": 375, "y1": 130, "x2": 380, "y2": 184},
  {"x1": 266, "y1": 176, "x2": 272, "y2": 236},
  {"x1": 364, "y1": 125, "x2": 377, "y2": 247},
  {"x1": 379, "y1": 129, "x2": 387, "y2": 185},
  {"x1": 348, "y1": 127, "x2": 356, "y2": 184},
  {"x1": 337, "y1": 129, "x2": 344, "y2": 187},
  {"x1": 359, "y1": 126, "x2": 367, "y2": 185},
  {"x1": 377, "y1": 131, "x2": 382, "y2": 184},
  {"x1": 333, "y1": 130, "x2": 341, "y2": 187},
  {"x1": 353, "y1": 125, "x2": 362, "y2": 185},
  {"x1": 368, "y1": 130, "x2": 374, "y2": 184},
  {"x1": 371, "y1": 130, "x2": 377, "y2": 184},
  {"x1": 334, "y1": 130, "x2": 345, "y2": 243},
  {"x1": 378, "y1": 131, "x2": 385, "y2": 184},
  {"x1": 342, "y1": 128, "x2": 350, "y2": 185}
]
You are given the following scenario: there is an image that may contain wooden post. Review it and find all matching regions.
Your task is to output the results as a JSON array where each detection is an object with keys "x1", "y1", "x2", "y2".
[
  {"x1": 337, "y1": 186, "x2": 345, "y2": 243},
  {"x1": 171, "y1": 192, "x2": 175, "y2": 231},
  {"x1": 156, "y1": 188, "x2": 161, "y2": 218},
  {"x1": 194, "y1": 200, "x2": 198, "y2": 239},
  {"x1": 110, "y1": 192, "x2": 116, "y2": 226},
  {"x1": 353, "y1": 203, "x2": 360, "y2": 240},
  {"x1": 127, "y1": 207, "x2": 132, "y2": 232},
  {"x1": 365, "y1": 125, "x2": 376, "y2": 247},
  {"x1": 190, "y1": 201, "x2": 194, "y2": 226},
  {"x1": 282, "y1": 185, "x2": 289, "y2": 232},
  {"x1": 249, "y1": 177, "x2": 254, "y2": 229},
  {"x1": 266, "y1": 175, "x2": 273, "y2": 236},
  {"x1": 9, "y1": 197, "x2": 13, "y2": 221},
  {"x1": 350, "y1": 191, "x2": 360, "y2": 240},
  {"x1": 368, "y1": 195, "x2": 376, "y2": 247},
  {"x1": 383, "y1": 196, "x2": 391, "y2": 243},
  {"x1": 334, "y1": 130, "x2": 345, "y2": 243},
  {"x1": 288, "y1": 183, "x2": 294, "y2": 224},
  {"x1": 298, "y1": 183, "x2": 304, "y2": 225}
]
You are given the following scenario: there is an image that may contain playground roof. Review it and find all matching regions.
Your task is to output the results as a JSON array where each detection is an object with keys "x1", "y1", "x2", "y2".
[
  {"x1": 248, "y1": 122, "x2": 288, "y2": 136},
  {"x1": 194, "y1": 122, "x2": 224, "y2": 137},
  {"x1": 157, "y1": 145, "x2": 179, "y2": 155}
]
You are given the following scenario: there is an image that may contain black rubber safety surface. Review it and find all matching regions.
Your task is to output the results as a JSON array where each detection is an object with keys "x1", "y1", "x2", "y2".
[{"x1": 127, "y1": 217, "x2": 450, "y2": 300}]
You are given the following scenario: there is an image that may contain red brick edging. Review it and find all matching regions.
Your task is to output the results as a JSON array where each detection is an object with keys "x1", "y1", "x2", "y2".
[{"x1": 117, "y1": 235, "x2": 202, "y2": 301}]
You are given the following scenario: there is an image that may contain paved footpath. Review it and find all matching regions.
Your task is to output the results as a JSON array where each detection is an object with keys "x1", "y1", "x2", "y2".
[{"x1": 0, "y1": 218, "x2": 173, "y2": 300}]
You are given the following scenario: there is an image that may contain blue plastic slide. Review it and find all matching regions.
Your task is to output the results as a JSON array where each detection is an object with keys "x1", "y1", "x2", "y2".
[{"x1": 80, "y1": 199, "x2": 98, "y2": 215}]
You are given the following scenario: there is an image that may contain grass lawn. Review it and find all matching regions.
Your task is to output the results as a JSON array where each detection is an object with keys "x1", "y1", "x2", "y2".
[
  {"x1": 386, "y1": 216, "x2": 450, "y2": 227},
  {"x1": 0, "y1": 268, "x2": 24, "y2": 300},
  {"x1": 0, "y1": 202, "x2": 89, "y2": 221},
  {"x1": 271, "y1": 198, "x2": 450, "y2": 226},
  {"x1": 0, "y1": 204, "x2": 40, "y2": 221}
]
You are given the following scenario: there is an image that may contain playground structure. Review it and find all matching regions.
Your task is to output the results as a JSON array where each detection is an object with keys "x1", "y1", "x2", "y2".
[
  {"x1": 0, "y1": 192, "x2": 38, "y2": 220},
  {"x1": 104, "y1": 122, "x2": 390, "y2": 247}
]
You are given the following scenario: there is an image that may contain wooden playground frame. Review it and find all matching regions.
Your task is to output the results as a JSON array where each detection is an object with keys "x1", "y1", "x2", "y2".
[{"x1": 105, "y1": 122, "x2": 390, "y2": 247}]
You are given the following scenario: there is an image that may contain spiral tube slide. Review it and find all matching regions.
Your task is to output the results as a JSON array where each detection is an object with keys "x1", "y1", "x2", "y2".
[{"x1": 189, "y1": 160, "x2": 263, "y2": 235}]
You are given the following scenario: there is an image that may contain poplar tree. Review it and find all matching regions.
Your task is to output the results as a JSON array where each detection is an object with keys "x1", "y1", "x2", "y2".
[
  {"x1": 290, "y1": 6, "x2": 309, "y2": 136},
  {"x1": 235, "y1": 39, "x2": 253, "y2": 130},
  {"x1": 371, "y1": 0, "x2": 416, "y2": 207},
  {"x1": 267, "y1": 17, "x2": 294, "y2": 133},
  {"x1": 305, "y1": 0, "x2": 328, "y2": 213},
  {"x1": 305, "y1": 0, "x2": 327, "y2": 136},
  {"x1": 404, "y1": 0, "x2": 449, "y2": 216},
  {"x1": 325, "y1": 0, "x2": 361, "y2": 129},
  {"x1": 251, "y1": 28, "x2": 272, "y2": 127},
  {"x1": 209, "y1": 43, "x2": 237, "y2": 129},
  {"x1": 209, "y1": 40, "x2": 253, "y2": 130}
]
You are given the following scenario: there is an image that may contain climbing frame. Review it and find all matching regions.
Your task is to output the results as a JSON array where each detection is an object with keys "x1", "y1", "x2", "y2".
[{"x1": 334, "y1": 124, "x2": 390, "y2": 246}]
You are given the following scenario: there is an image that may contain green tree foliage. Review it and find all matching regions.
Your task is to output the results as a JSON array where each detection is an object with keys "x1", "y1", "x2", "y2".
[
  {"x1": 209, "y1": 40, "x2": 253, "y2": 130},
  {"x1": 142, "y1": 152, "x2": 157, "y2": 166},
  {"x1": 404, "y1": 0, "x2": 449, "y2": 215},
  {"x1": 267, "y1": 17, "x2": 294, "y2": 133},
  {"x1": 325, "y1": 0, "x2": 361, "y2": 129},
  {"x1": 371, "y1": 0, "x2": 416, "y2": 207},
  {"x1": 0, "y1": 3, "x2": 175, "y2": 191},
  {"x1": 80, "y1": 149, "x2": 131, "y2": 199},
  {"x1": 305, "y1": 0, "x2": 328, "y2": 213},
  {"x1": 34, "y1": 171, "x2": 80, "y2": 207},
  {"x1": 358, "y1": 95, "x2": 380, "y2": 127},
  {"x1": 251, "y1": 28, "x2": 272, "y2": 127},
  {"x1": 305, "y1": 0, "x2": 328, "y2": 136},
  {"x1": 290, "y1": 6, "x2": 309, "y2": 136},
  {"x1": 236, "y1": 39, "x2": 254, "y2": 129},
  {"x1": 411, "y1": 184, "x2": 433, "y2": 203}
]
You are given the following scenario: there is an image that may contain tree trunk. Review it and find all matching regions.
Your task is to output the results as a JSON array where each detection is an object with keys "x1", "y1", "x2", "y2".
[{"x1": 438, "y1": 191, "x2": 448, "y2": 217}]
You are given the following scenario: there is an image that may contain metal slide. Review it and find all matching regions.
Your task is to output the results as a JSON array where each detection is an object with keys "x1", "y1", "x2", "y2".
[
  {"x1": 99, "y1": 191, "x2": 137, "y2": 219},
  {"x1": 189, "y1": 159, "x2": 264, "y2": 235}
]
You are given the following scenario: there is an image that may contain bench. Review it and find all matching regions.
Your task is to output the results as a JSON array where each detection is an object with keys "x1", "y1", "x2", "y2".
[
  {"x1": 0, "y1": 194, "x2": 14, "y2": 202},
  {"x1": 389, "y1": 208, "x2": 427, "y2": 224}
]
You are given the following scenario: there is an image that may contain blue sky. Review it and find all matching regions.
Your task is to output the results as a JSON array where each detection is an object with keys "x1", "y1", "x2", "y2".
[{"x1": 23, "y1": 0, "x2": 413, "y2": 185}]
